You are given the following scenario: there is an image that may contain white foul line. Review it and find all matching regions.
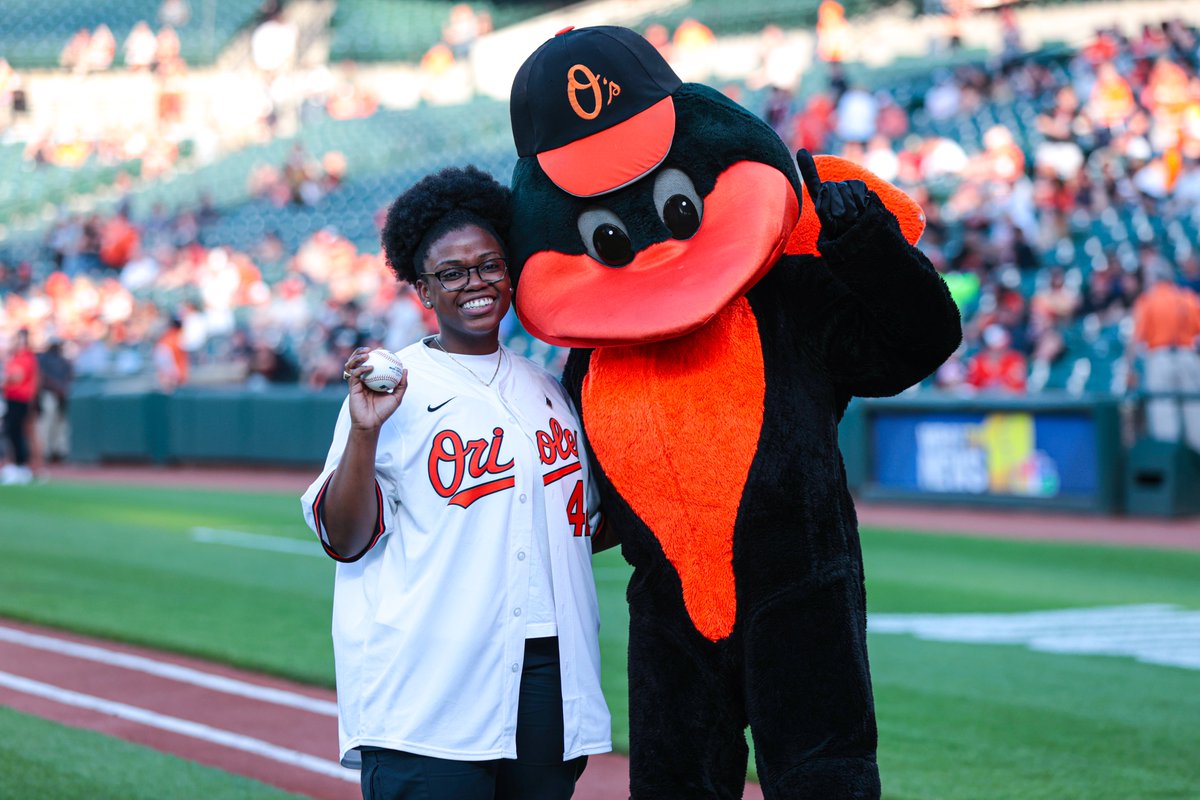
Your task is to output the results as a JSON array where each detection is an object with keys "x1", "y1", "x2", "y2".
[
  {"x1": 871, "y1": 604, "x2": 1200, "y2": 670},
  {"x1": 0, "y1": 624, "x2": 337, "y2": 716},
  {"x1": 190, "y1": 527, "x2": 325, "y2": 557},
  {"x1": 0, "y1": 671, "x2": 356, "y2": 782}
]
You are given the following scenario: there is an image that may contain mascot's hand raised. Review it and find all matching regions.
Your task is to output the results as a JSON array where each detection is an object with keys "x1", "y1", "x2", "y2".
[{"x1": 797, "y1": 149, "x2": 870, "y2": 240}]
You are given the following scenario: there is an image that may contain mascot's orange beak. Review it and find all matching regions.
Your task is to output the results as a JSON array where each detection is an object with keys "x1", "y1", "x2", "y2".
[{"x1": 516, "y1": 160, "x2": 799, "y2": 348}]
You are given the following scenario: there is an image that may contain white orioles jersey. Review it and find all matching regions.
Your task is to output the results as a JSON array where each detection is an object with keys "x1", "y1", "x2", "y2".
[{"x1": 301, "y1": 340, "x2": 611, "y2": 768}]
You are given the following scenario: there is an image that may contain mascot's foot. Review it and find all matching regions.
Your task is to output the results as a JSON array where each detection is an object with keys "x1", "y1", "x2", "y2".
[{"x1": 760, "y1": 756, "x2": 880, "y2": 800}]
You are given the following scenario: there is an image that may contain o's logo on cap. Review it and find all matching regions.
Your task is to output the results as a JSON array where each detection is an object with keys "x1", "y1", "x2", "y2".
[{"x1": 566, "y1": 64, "x2": 621, "y2": 121}]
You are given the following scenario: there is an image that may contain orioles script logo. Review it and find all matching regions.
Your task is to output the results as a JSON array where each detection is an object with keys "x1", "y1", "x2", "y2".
[
  {"x1": 427, "y1": 419, "x2": 587, "y2": 519},
  {"x1": 429, "y1": 427, "x2": 514, "y2": 508},
  {"x1": 567, "y1": 64, "x2": 621, "y2": 121},
  {"x1": 538, "y1": 417, "x2": 581, "y2": 486}
]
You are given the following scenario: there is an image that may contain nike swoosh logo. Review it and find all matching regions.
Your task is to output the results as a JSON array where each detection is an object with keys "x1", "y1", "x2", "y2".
[{"x1": 427, "y1": 398, "x2": 455, "y2": 412}]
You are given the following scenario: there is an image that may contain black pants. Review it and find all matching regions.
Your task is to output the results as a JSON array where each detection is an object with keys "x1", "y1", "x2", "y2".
[
  {"x1": 3, "y1": 399, "x2": 30, "y2": 467},
  {"x1": 360, "y1": 637, "x2": 588, "y2": 800},
  {"x1": 627, "y1": 568, "x2": 880, "y2": 800}
]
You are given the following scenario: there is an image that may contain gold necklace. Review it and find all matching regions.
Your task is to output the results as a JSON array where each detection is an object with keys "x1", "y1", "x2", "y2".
[{"x1": 432, "y1": 337, "x2": 504, "y2": 386}]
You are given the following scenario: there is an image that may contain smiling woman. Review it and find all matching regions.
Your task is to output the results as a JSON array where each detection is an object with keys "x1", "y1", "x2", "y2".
[{"x1": 299, "y1": 165, "x2": 616, "y2": 800}]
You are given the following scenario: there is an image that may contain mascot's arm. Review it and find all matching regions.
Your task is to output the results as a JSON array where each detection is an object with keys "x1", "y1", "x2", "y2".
[{"x1": 793, "y1": 151, "x2": 962, "y2": 396}]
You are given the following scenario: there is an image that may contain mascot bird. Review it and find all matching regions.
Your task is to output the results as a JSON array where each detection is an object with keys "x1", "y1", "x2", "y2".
[{"x1": 507, "y1": 25, "x2": 961, "y2": 800}]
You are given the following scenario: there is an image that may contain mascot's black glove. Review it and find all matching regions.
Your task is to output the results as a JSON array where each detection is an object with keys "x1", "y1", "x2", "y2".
[{"x1": 797, "y1": 149, "x2": 871, "y2": 241}]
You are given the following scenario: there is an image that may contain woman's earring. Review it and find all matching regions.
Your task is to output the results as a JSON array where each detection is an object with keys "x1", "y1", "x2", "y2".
[{"x1": 424, "y1": 301, "x2": 432, "y2": 308}]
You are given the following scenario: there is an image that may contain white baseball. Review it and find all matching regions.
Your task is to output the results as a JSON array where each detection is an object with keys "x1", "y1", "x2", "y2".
[{"x1": 361, "y1": 349, "x2": 405, "y2": 394}]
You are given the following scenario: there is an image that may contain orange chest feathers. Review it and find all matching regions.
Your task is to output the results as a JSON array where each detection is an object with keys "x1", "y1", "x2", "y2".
[{"x1": 581, "y1": 296, "x2": 765, "y2": 641}]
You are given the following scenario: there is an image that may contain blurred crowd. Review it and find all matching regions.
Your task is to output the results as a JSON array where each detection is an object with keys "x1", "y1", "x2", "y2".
[
  {"x1": 3, "y1": 7, "x2": 1200, "y2": 475},
  {"x1": 761, "y1": 12, "x2": 1200, "y2": 400},
  {"x1": 0, "y1": 199, "x2": 438, "y2": 394}
]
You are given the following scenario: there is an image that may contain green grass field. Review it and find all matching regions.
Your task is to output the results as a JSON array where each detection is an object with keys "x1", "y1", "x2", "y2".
[{"x1": 1, "y1": 480, "x2": 1198, "y2": 799}]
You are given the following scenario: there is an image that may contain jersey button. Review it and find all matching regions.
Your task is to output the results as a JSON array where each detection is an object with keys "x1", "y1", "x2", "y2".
[
  {"x1": 517, "y1": 550, "x2": 526, "y2": 561},
  {"x1": 511, "y1": 663, "x2": 519, "y2": 673},
  {"x1": 513, "y1": 608, "x2": 521, "y2": 617},
  {"x1": 519, "y1": 493, "x2": 528, "y2": 503}
]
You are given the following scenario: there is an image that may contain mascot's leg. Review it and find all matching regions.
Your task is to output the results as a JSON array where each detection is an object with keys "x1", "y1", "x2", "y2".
[
  {"x1": 628, "y1": 568, "x2": 748, "y2": 800},
  {"x1": 743, "y1": 569, "x2": 881, "y2": 800}
]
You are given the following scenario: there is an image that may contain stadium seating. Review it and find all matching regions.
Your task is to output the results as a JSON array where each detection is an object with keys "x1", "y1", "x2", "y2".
[
  {"x1": 4, "y1": 8, "x2": 1197, "y2": 396},
  {"x1": 0, "y1": 0, "x2": 263, "y2": 69},
  {"x1": 638, "y1": 0, "x2": 891, "y2": 38},
  {"x1": 328, "y1": 0, "x2": 559, "y2": 63}
]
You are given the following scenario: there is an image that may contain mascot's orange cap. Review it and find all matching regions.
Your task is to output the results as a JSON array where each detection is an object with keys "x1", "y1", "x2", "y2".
[{"x1": 510, "y1": 25, "x2": 682, "y2": 197}]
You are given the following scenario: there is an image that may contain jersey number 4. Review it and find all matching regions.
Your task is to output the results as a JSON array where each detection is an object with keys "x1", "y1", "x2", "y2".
[{"x1": 566, "y1": 480, "x2": 591, "y2": 537}]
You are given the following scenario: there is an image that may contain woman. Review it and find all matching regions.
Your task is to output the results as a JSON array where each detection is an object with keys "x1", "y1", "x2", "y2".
[{"x1": 301, "y1": 165, "x2": 611, "y2": 800}]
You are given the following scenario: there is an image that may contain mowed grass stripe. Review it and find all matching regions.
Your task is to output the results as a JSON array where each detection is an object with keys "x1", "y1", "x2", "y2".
[
  {"x1": 0, "y1": 483, "x2": 335, "y2": 685},
  {"x1": 1, "y1": 481, "x2": 1198, "y2": 798},
  {"x1": 0, "y1": 706, "x2": 308, "y2": 800}
]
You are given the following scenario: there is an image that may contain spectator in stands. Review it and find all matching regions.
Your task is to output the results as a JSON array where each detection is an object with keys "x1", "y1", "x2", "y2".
[
  {"x1": 247, "y1": 340, "x2": 299, "y2": 388},
  {"x1": 35, "y1": 339, "x2": 73, "y2": 464},
  {"x1": 251, "y1": 9, "x2": 298, "y2": 76},
  {"x1": 320, "y1": 151, "x2": 347, "y2": 194},
  {"x1": 764, "y1": 86, "x2": 794, "y2": 142},
  {"x1": 60, "y1": 29, "x2": 92, "y2": 73},
  {"x1": 934, "y1": 343, "x2": 970, "y2": 392},
  {"x1": 124, "y1": 22, "x2": 159, "y2": 72},
  {"x1": 789, "y1": 93, "x2": 835, "y2": 154},
  {"x1": 442, "y1": 3, "x2": 483, "y2": 60},
  {"x1": 155, "y1": 26, "x2": 182, "y2": 67},
  {"x1": 966, "y1": 324, "x2": 1027, "y2": 393},
  {"x1": 1030, "y1": 266, "x2": 1081, "y2": 327},
  {"x1": 1035, "y1": 86, "x2": 1089, "y2": 179},
  {"x1": 159, "y1": 0, "x2": 191, "y2": 29},
  {"x1": 941, "y1": 0, "x2": 973, "y2": 51},
  {"x1": 670, "y1": 18, "x2": 717, "y2": 82},
  {"x1": 998, "y1": 5, "x2": 1023, "y2": 71},
  {"x1": 834, "y1": 83, "x2": 878, "y2": 144},
  {"x1": 1079, "y1": 263, "x2": 1128, "y2": 324},
  {"x1": 2, "y1": 329, "x2": 38, "y2": 485},
  {"x1": 155, "y1": 50, "x2": 187, "y2": 129},
  {"x1": 99, "y1": 206, "x2": 140, "y2": 272},
  {"x1": 1127, "y1": 265, "x2": 1200, "y2": 451},
  {"x1": 753, "y1": 24, "x2": 803, "y2": 95},
  {"x1": 325, "y1": 68, "x2": 379, "y2": 121},
  {"x1": 153, "y1": 317, "x2": 189, "y2": 392},
  {"x1": 978, "y1": 125, "x2": 1025, "y2": 185},
  {"x1": 863, "y1": 134, "x2": 900, "y2": 183},
  {"x1": 1179, "y1": 253, "x2": 1200, "y2": 295},
  {"x1": 816, "y1": 0, "x2": 852, "y2": 66},
  {"x1": 924, "y1": 70, "x2": 962, "y2": 122},
  {"x1": 310, "y1": 300, "x2": 365, "y2": 389},
  {"x1": 283, "y1": 143, "x2": 322, "y2": 206},
  {"x1": 86, "y1": 25, "x2": 117, "y2": 72},
  {"x1": 1086, "y1": 61, "x2": 1137, "y2": 145}
]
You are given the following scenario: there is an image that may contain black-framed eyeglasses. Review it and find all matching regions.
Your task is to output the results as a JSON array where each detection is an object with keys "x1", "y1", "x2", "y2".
[{"x1": 420, "y1": 258, "x2": 508, "y2": 291}]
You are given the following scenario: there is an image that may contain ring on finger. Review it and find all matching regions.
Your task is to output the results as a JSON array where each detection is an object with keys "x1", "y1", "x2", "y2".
[{"x1": 342, "y1": 370, "x2": 352, "y2": 381}]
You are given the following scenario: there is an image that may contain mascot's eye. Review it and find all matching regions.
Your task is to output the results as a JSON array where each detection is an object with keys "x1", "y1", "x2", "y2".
[
  {"x1": 653, "y1": 168, "x2": 703, "y2": 240},
  {"x1": 663, "y1": 195, "x2": 700, "y2": 238},
  {"x1": 593, "y1": 224, "x2": 634, "y2": 266},
  {"x1": 577, "y1": 207, "x2": 634, "y2": 267}
]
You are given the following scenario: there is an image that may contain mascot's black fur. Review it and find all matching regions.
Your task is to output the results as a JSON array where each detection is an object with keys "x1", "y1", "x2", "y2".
[{"x1": 508, "y1": 26, "x2": 961, "y2": 800}]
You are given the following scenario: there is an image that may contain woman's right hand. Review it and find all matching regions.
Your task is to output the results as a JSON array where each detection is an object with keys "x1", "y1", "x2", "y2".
[{"x1": 343, "y1": 347, "x2": 407, "y2": 431}]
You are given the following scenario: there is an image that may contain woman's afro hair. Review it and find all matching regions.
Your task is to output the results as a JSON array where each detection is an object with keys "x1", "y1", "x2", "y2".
[{"x1": 380, "y1": 165, "x2": 512, "y2": 285}]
